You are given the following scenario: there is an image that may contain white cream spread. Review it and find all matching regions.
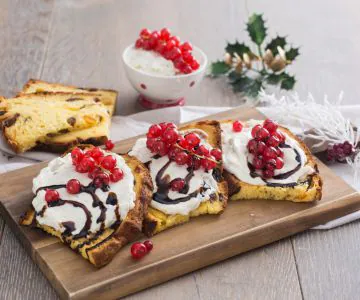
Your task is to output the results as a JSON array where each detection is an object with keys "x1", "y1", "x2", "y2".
[
  {"x1": 32, "y1": 151, "x2": 136, "y2": 237},
  {"x1": 125, "y1": 47, "x2": 176, "y2": 76},
  {"x1": 221, "y1": 120, "x2": 315, "y2": 185},
  {"x1": 129, "y1": 130, "x2": 218, "y2": 216}
]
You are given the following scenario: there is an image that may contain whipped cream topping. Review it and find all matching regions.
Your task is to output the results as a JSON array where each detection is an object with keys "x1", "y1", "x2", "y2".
[
  {"x1": 125, "y1": 47, "x2": 176, "y2": 76},
  {"x1": 221, "y1": 120, "x2": 315, "y2": 186},
  {"x1": 129, "y1": 130, "x2": 218, "y2": 216},
  {"x1": 32, "y1": 151, "x2": 136, "y2": 237}
]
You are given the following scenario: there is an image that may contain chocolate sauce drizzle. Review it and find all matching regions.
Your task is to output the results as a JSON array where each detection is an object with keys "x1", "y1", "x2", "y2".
[
  {"x1": 152, "y1": 158, "x2": 211, "y2": 205},
  {"x1": 248, "y1": 143, "x2": 303, "y2": 188},
  {"x1": 35, "y1": 181, "x2": 119, "y2": 239}
]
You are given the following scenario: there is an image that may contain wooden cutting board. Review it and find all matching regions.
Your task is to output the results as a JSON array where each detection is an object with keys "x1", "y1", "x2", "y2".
[{"x1": 0, "y1": 107, "x2": 359, "y2": 300}]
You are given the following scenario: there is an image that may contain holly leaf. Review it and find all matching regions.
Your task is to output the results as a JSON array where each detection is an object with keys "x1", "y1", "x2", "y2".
[
  {"x1": 266, "y1": 73, "x2": 283, "y2": 85},
  {"x1": 231, "y1": 76, "x2": 263, "y2": 97},
  {"x1": 209, "y1": 61, "x2": 231, "y2": 76},
  {"x1": 280, "y1": 73, "x2": 296, "y2": 90},
  {"x1": 265, "y1": 36, "x2": 286, "y2": 55},
  {"x1": 225, "y1": 41, "x2": 251, "y2": 57},
  {"x1": 286, "y1": 47, "x2": 300, "y2": 61},
  {"x1": 246, "y1": 14, "x2": 267, "y2": 46},
  {"x1": 228, "y1": 70, "x2": 244, "y2": 83}
]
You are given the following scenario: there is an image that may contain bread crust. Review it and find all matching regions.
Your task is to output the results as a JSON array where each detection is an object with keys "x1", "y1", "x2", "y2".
[
  {"x1": 19, "y1": 151, "x2": 153, "y2": 267},
  {"x1": 142, "y1": 120, "x2": 228, "y2": 236},
  {"x1": 221, "y1": 120, "x2": 322, "y2": 202}
]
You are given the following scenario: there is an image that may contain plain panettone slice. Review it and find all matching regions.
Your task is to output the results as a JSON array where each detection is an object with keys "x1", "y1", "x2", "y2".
[
  {"x1": 0, "y1": 92, "x2": 110, "y2": 153},
  {"x1": 220, "y1": 120, "x2": 322, "y2": 203},
  {"x1": 20, "y1": 151, "x2": 153, "y2": 267},
  {"x1": 20, "y1": 79, "x2": 118, "y2": 115}
]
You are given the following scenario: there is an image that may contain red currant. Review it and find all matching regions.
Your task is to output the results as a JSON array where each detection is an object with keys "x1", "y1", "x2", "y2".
[
  {"x1": 253, "y1": 156, "x2": 264, "y2": 170},
  {"x1": 105, "y1": 140, "x2": 115, "y2": 150},
  {"x1": 165, "y1": 40, "x2": 176, "y2": 51},
  {"x1": 135, "y1": 38, "x2": 144, "y2": 48},
  {"x1": 110, "y1": 168, "x2": 124, "y2": 182},
  {"x1": 146, "y1": 138, "x2": 156, "y2": 152},
  {"x1": 232, "y1": 121, "x2": 243, "y2": 132},
  {"x1": 75, "y1": 164, "x2": 88, "y2": 173},
  {"x1": 185, "y1": 133, "x2": 200, "y2": 148},
  {"x1": 180, "y1": 42, "x2": 193, "y2": 52},
  {"x1": 165, "y1": 122, "x2": 177, "y2": 129},
  {"x1": 94, "y1": 172, "x2": 110, "y2": 188},
  {"x1": 277, "y1": 147, "x2": 284, "y2": 158},
  {"x1": 263, "y1": 119, "x2": 278, "y2": 133},
  {"x1": 247, "y1": 139, "x2": 257, "y2": 154},
  {"x1": 256, "y1": 141, "x2": 267, "y2": 154},
  {"x1": 275, "y1": 131, "x2": 286, "y2": 144},
  {"x1": 100, "y1": 155, "x2": 117, "y2": 171},
  {"x1": 45, "y1": 189, "x2": 60, "y2": 203},
  {"x1": 174, "y1": 57, "x2": 187, "y2": 71},
  {"x1": 175, "y1": 151, "x2": 189, "y2": 165},
  {"x1": 131, "y1": 242, "x2": 147, "y2": 259},
  {"x1": 251, "y1": 124, "x2": 262, "y2": 138},
  {"x1": 187, "y1": 156, "x2": 201, "y2": 170},
  {"x1": 88, "y1": 147, "x2": 104, "y2": 161},
  {"x1": 148, "y1": 124, "x2": 162, "y2": 138},
  {"x1": 171, "y1": 178, "x2": 185, "y2": 191},
  {"x1": 169, "y1": 36, "x2": 180, "y2": 46},
  {"x1": 140, "y1": 28, "x2": 151, "y2": 38},
  {"x1": 210, "y1": 148, "x2": 222, "y2": 161},
  {"x1": 275, "y1": 157, "x2": 284, "y2": 169},
  {"x1": 153, "y1": 140, "x2": 169, "y2": 156},
  {"x1": 168, "y1": 47, "x2": 182, "y2": 60},
  {"x1": 79, "y1": 156, "x2": 96, "y2": 172},
  {"x1": 162, "y1": 128, "x2": 179, "y2": 144},
  {"x1": 71, "y1": 147, "x2": 84, "y2": 165},
  {"x1": 266, "y1": 135, "x2": 280, "y2": 147},
  {"x1": 148, "y1": 31, "x2": 159, "y2": 49},
  {"x1": 265, "y1": 159, "x2": 276, "y2": 171},
  {"x1": 155, "y1": 42, "x2": 166, "y2": 55},
  {"x1": 190, "y1": 59, "x2": 200, "y2": 70},
  {"x1": 178, "y1": 136, "x2": 190, "y2": 150},
  {"x1": 263, "y1": 169, "x2": 275, "y2": 179},
  {"x1": 182, "y1": 64, "x2": 193, "y2": 74},
  {"x1": 168, "y1": 145, "x2": 182, "y2": 160},
  {"x1": 160, "y1": 28, "x2": 171, "y2": 41},
  {"x1": 255, "y1": 127, "x2": 270, "y2": 141},
  {"x1": 182, "y1": 51, "x2": 194, "y2": 63},
  {"x1": 201, "y1": 158, "x2": 217, "y2": 170},
  {"x1": 66, "y1": 179, "x2": 81, "y2": 194},
  {"x1": 263, "y1": 146, "x2": 278, "y2": 160},
  {"x1": 196, "y1": 145, "x2": 210, "y2": 156},
  {"x1": 142, "y1": 39, "x2": 151, "y2": 50},
  {"x1": 143, "y1": 240, "x2": 153, "y2": 252},
  {"x1": 88, "y1": 167, "x2": 102, "y2": 179}
]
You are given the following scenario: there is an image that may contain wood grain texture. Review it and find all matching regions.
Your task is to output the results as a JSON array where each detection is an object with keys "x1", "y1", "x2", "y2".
[
  {"x1": 292, "y1": 222, "x2": 360, "y2": 300},
  {"x1": 0, "y1": 107, "x2": 359, "y2": 299}
]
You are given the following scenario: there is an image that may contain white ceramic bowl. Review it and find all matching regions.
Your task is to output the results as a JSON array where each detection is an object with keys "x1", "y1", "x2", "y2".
[{"x1": 122, "y1": 44, "x2": 208, "y2": 109}]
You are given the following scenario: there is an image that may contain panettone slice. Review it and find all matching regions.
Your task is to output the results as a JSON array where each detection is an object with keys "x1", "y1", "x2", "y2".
[
  {"x1": 20, "y1": 151, "x2": 153, "y2": 267},
  {"x1": 0, "y1": 92, "x2": 110, "y2": 153},
  {"x1": 221, "y1": 120, "x2": 322, "y2": 203},
  {"x1": 129, "y1": 120, "x2": 228, "y2": 236},
  {"x1": 20, "y1": 79, "x2": 118, "y2": 115}
]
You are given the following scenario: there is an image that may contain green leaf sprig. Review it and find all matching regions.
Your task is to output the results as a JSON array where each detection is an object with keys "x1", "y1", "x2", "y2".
[{"x1": 209, "y1": 14, "x2": 300, "y2": 98}]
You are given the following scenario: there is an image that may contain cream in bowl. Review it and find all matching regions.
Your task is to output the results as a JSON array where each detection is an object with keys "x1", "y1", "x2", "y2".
[{"x1": 122, "y1": 28, "x2": 207, "y2": 109}]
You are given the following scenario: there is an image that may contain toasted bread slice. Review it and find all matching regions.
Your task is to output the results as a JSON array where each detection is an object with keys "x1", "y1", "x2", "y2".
[
  {"x1": 20, "y1": 79, "x2": 118, "y2": 115},
  {"x1": 132, "y1": 120, "x2": 228, "y2": 236},
  {"x1": 20, "y1": 152, "x2": 153, "y2": 267},
  {"x1": 221, "y1": 120, "x2": 322, "y2": 202},
  {"x1": 0, "y1": 93, "x2": 110, "y2": 153}
]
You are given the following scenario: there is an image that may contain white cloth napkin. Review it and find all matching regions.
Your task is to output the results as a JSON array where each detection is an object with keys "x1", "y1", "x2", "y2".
[{"x1": 0, "y1": 105, "x2": 359, "y2": 229}]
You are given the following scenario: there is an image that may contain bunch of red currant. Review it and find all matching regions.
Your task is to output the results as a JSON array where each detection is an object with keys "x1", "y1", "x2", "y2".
[
  {"x1": 44, "y1": 146, "x2": 124, "y2": 204},
  {"x1": 244, "y1": 119, "x2": 286, "y2": 179},
  {"x1": 327, "y1": 141, "x2": 355, "y2": 162},
  {"x1": 131, "y1": 240, "x2": 153, "y2": 260},
  {"x1": 146, "y1": 122, "x2": 222, "y2": 190},
  {"x1": 135, "y1": 28, "x2": 200, "y2": 74}
]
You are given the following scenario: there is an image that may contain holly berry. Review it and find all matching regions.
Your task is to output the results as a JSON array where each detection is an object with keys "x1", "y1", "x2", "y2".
[
  {"x1": 79, "y1": 156, "x2": 96, "y2": 172},
  {"x1": 143, "y1": 240, "x2": 153, "y2": 252},
  {"x1": 71, "y1": 147, "x2": 84, "y2": 165},
  {"x1": 210, "y1": 148, "x2": 222, "y2": 161},
  {"x1": 94, "y1": 172, "x2": 110, "y2": 188},
  {"x1": 110, "y1": 168, "x2": 124, "y2": 182},
  {"x1": 232, "y1": 121, "x2": 243, "y2": 132},
  {"x1": 185, "y1": 133, "x2": 200, "y2": 148},
  {"x1": 105, "y1": 140, "x2": 115, "y2": 151},
  {"x1": 148, "y1": 124, "x2": 162, "y2": 138},
  {"x1": 171, "y1": 178, "x2": 185, "y2": 191},
  {"x1": 100, "y1": 155, "x2": 117, "y2": 171},
  {"x1": 66, "y1": 179, "x2": 81, "y2": 194},
  {"x1": 131, "y1": 242, "x2": 148, "y2": 259},
  {"x1": 175, "y1": 151, "x2": 189, "y2": 165},
  {"x1": 45, "y1": 189, "x2": 60, "y2": 203},
  {"x1": 263, "y1": 119, "x2": 278, "y2": 133}
]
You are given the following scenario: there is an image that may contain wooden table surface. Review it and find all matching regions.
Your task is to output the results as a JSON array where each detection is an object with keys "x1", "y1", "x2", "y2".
[{"x1": 0, "y1": 0, "x2": 359, "y2": 299}]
